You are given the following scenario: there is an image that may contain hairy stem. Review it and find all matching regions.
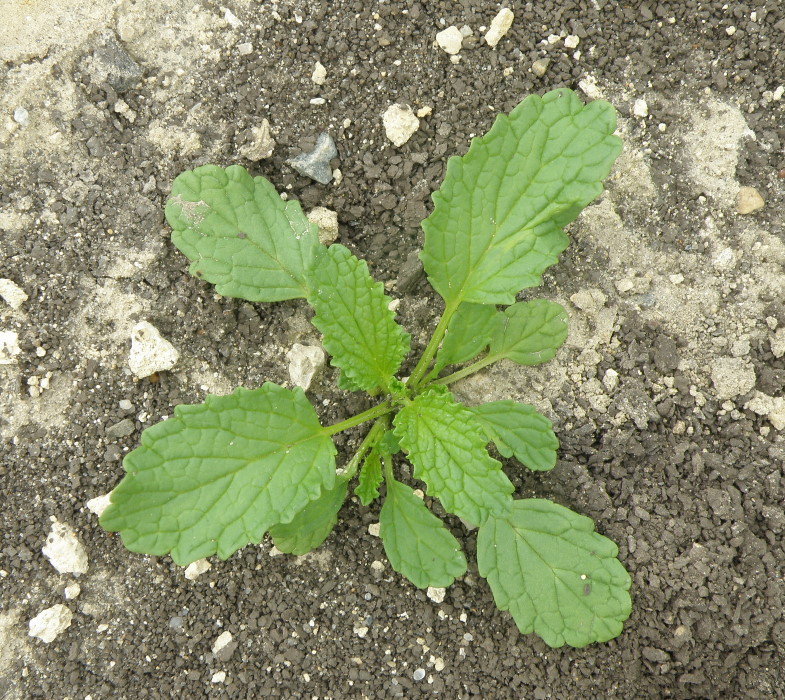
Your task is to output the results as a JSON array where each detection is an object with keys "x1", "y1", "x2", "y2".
[
  {"x1": 324, "y1": 401, "x2": 392, "y2": 436},
  {"x1": 342, "y1": 418, "x2": 388, "y2": 480},
  {"x1": 407, "y1": 300, "x2": 460, "y2": 389},
  {"x1": 429, "y1": 354, "x2": 498, "y2": 386}
]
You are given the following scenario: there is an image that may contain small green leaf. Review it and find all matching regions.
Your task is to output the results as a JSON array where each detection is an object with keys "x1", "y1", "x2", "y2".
[
  {"x1": 393, "y1": 389, "x2": 513, "y2": 526},
  {"x1": 487, "y1": 300, "x2": 568, "y2": 366},
  {"x1": 477, "y1": 499, "x2": 632, "y2": 648},
  {"x1": 306, "y1": 244, "x2": 410, "y2": 394},
  {"x1": 99, "y1": 384, "x2": 336, "y2": 565},
  {"x1": 379, "y1": 477, "x2": 467, "y2": 589},
  {"x1": 433, "y1": 303, "x2": 501, "y2": 373},
  {"x1": 470, "y1": 401, "x2": 558, "y2": 471},
  {"x1": 165, "y1": 165, "x2": 320, "y2": 302},
  {"x1": 421, "y1": 88, "x2": 622, "y2": 306},
  {"x1": 356, "y1": 451, "x2": 383, "y2": 506},
  {"x1": 377, "y1": 429, "x2": 401, "y2": 456},
  {"x1": 270, "y1": 481, "x2": 347, "y2": 555}
]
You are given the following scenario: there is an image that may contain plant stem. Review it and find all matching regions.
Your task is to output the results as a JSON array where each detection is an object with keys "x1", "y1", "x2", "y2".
[
  {"x1": 324, "y1": 401, "x2": 392, "y2": 436},
  {"x1": 430, "y1": 354, "x2": 498, "y2": 386},
  {"x1": 407, "y1": 300, "x2": 460, "y2": 389},
  {"x1": 381, "y1": 453, "x2": 395, "y2": 484},
  {"x1": 342, "y1": 418, "x2": 388, "y2": 480}
]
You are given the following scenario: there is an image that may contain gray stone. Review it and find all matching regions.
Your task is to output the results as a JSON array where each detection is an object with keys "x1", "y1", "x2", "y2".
[
  {"x1": 88, "y1": 34, "x2": 142, "y2": 92},
  {"x1": 106, "y1": 418, "x2": 135, "y2": 438},
  {"x1": 288, "y1": 133, "x2": 337, "y2": 184}
]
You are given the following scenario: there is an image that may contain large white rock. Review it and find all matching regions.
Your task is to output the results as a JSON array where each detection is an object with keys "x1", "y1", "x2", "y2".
[
  {"x1": 0, "y1": 279, "x2": 28, "y2": 309},
  {"x1": 128, "y1": 321, "x2": 179, "y2": 377},
  {"x1": 383, "y1": 104, "x2": 420, "y2": 147},
  {"x1": 287, "y1": 343, "x2": 325, "y2": 391},
  {"x1": 42, "y1": 520, "x2": 88, "y2": 575},
  {"x1": 485, "y1": 8, "x2": 514, "y2": 48},
  {"x1": 28, "y1": 604, "x2": 72, "y2": 643}
]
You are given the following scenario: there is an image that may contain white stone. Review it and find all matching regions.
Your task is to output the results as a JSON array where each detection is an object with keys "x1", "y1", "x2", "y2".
[
  {"x1": 426, "y1": 587, "x2": 446, "y2": 603},
  {"x1": 633, "y1": 98, "x2": 649, "y2": 118},
  {"x1": 13, "y1": 107, "x2": 29, "y2": 126},
  {"x1": 237, "y1": 42, "x2": 252, "y2": 55},
  {"x1": 485, "y1": 8, "x2": 514, "y2": 48},
  {"x1": 128, "y1": 321, "x2": 179, "y2": 377},
  {"x1": 86, "y1": 493, "x2": 112, "y2": 517},
  {"x1": 287, "y1": 343, "x2": 325, "y2": 391},
  {"x1": 184, "y1": 558, "x2": 211, "y2": 580},
  {"x1": 0, "y1": 279, "x2": 28, "y2": 309},
  {"x1": 307, "y1": 207, "x2": 339, "y2": 245},
  {"x1": 416, "y1": 106, "x2": 432, "y2": 118},
  {"x1": 435, "y1": 26, "x2": 463, "y2": 55},
  {"x1": 564, "y1": 35, "x2": 580, "y2": 48},
  {"x1": 29, "y1": 604, "x2": 72, "y2": 643},
  {"x1": 735, "y1": 187, "x2": 764, "y2": 214},
  {"x1": 746, "y1": 392, "x2": 785, "y2": 431},
  {"x1": 770, "y1": 328, "x2": 785, "y2": 359},
  {"x1": 368, "y1": 522, "x2": 381, "y2": 537},
  {"x1": 64, "y1": 583, "x2": 81, "y2": 600},
  {"x1": 710, "y1": 357, "x2": 756, "y2": 400},
  {"x1": 578, "y1": 75, "x2": 603, "y2": 99},
  {"x1": 603, "y1": 368, "x2": 619, "y2": 393},
  {"x1": 531, "y1": 58, "x2": 549, "y2": 76},
  {"x1": 383, "y1": 104, "x2": 420, "y2": 147},
  {"x1": 311, "y1": 61, "x2": 327, "y2": 85},
  {"x1": 211, "y1": 671, "x2": 226, "y2": 683},
  {"x1": 0, "y1": 330, "x2": 21, "y2": 364},
  {"x1": 42, "y1": 520, "x2": 88, "y2": 575},
  {"x1": 239, "y1": 119, "x2": 275, "y2": 161},
  {"x1": 212, "y1": 631, "x2": 233, "y2": 654}
]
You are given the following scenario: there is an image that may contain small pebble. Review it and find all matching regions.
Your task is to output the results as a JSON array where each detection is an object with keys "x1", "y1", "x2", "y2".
[
  {"x1": 42, "y1": 520, "x2": 88, "y2": 575},
  {"x1": 0, "y1": 278, "x2": 28, "y2": 309},
  {"x1": 383, "y1": 104, "x2": 419, "y2": 147},
  {"x1": 531, "y1": 58, "x2": 549, "y2": 77},
  {"x1": 735, "y1": 186, "x2": 764, "y2": 214},
  {"x1": 239, "y1": 119, "x2": 275, "y2": 161},
  {"x1": 435, "y1": 26, "x2": 463, "y2": 55},
  {"x1": 633, "y1": 98, "x2": 649, "y2": 118},
  {"x1": 86, "y1": 493, "x2": 112, "y2": 517},
  {"x1": 128, "y1": 321, "x2": 179, "y2": 378},
  {"x1": 307, "y1": 207, "x2": 340, "y2": 245},
  {"x1": 237, "y1": 42, "x2": 253, "y2": 55},
  {"x1": 311, "y1": 61, "x2": 327, "y2": 85},
  {"x1": 184, "y1": 558, "x2": 211, "y2": 580},
  {"x1": 413, "y1": 668, "x2": 426, "y2": 681},
  {"x1": 29, "y1": 605, "x2": 72, "y2": 643},
  {"x1": 13, "y1": 107, "x2": 29, "y2": 126},
  {"x1": 288, "y1": 132, "x2": 337, "y2": 184},
  {"x1": 485, "y1": 8, "x2": 514, "y2": 48}
]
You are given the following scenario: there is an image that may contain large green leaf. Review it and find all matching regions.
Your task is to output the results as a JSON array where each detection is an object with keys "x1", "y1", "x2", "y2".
[
  {"x1": 165, "y1": 165, "x2": 321, "y2": 302},
  {"x1": 433, "y1": 303, "x2": 501, "y2": 373},
  {"x1": 470, "y1": 401, "x2": 558, "y2": 471},
  {"x1": 393, "y1": 389, "x2": 513, "y2": 526},
  {"x1": 100, "y1": 384, "x2": 336, "y2": 565},
  {"x1": 269, "y1": 481, "x2": 347, "y2": 555},
  {"x1": 477, "y1": 499, "x2": 631, "y2": 648},
  {"x1": 306, "y1": 244, "x2": 410, "y2": 394},
  {"x1": 379, "y1": 477, "x2": 467, "y2": 588},
  {"x1": 421, "y1": 88, "x2": 621, "y2": 306},
  {"x1": 487, "y1": 300, "x2": 568, "y2": 366}
]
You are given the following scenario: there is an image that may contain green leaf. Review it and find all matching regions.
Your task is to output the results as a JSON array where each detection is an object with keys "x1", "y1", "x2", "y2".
[
  {"x1": 379, "y1": 477, "x2": 467, "y2": 588},
  {"x1": 356, "y1": 451, "x2": 383, "y2": 506},
  {"x1": 165, "y1": 165, "x2": 321, "y2": 302},
  {"x1": 377, "y1": 429, "x2": 401, "y2": 456},
  {"x1": 305, "y1": 244, "x2": 410, "y2": 394},
  {"x1": 421, "y1": 88, "x2": 622, "y2": 307},
  {"x1": 99, "y1": 384, "x2": 336, "y2": 565},
  {"x1": 433, "y1": 303, "x2": 501, "y2": 373},
  {"x1": 487, "y1": 300, "x2": 568, "y2": 365},
  {"x1": 269, "y1": 481, "x2": 347, "y2": 555},
  {"x1": 477, "y1": 499, "x2": 631, "y2": 648},
  {"x1": 393, "y1": 389, "x2": 513, "y2": 526},
  {"x1": 470, "y1": 401, "x2": 558, "y2": 471}
]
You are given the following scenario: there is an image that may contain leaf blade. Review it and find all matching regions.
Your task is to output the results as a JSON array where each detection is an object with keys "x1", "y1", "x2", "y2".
[
  {"x1": 305, "y1": 244, "x2": 410, "y2": 394},
  {"x1": 393, "y1": 389, "x2": 513, "y2": 526},
  {"x1": 99, "y1": 384, "x2": 336, "y2": 565},
  {"x1": 165, "y1": 165, "x2": 321, "y2": 301},
  {"x1": 470, "y1": 401, "x2": 558, "y2": 471},
  {"x1": 355, "y1": 451, "x2": 383, "y2": 506},
  {"x1": 433, "y1": 303, "x2": 501, "y2": 373},
  {"x1": 477, "y1": 499, "x2": 631, "y2": 648},
  {"x1": 488, "y1": 300, "x2": 568, "y2": 366},
  {"x1": 269, "y1": 481, "x2": 347, "y2": 555},
  {"x1": 379, "y1": 477, "x2": 467, "y2": 589},
  {"x1": 421, "y1": 89, "x2": 621, "y2": 306}
]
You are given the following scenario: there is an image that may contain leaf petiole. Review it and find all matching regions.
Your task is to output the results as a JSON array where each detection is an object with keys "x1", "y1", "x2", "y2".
[
  {"x1": 323, "y1": 401, "x2": 393, "y2": 436},
  {"x1": 407, "y1": 300, "x2": 461, "y2": 389},
  {"x1": 341, "y1": 418, "x2": 389, "y2": 481},
  {"x1": 429, "y1": 354, "x2": 496, "y2": 386}
]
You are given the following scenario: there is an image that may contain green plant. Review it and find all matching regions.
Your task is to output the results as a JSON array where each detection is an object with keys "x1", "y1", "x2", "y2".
[{"x1": 100, "y1": 88, "x2": 631, "y2": 648}]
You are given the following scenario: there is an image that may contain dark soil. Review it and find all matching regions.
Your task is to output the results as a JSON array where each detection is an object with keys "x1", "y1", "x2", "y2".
[{"x1": 2, "y1": 1, "x2": 784, "y2": 698}]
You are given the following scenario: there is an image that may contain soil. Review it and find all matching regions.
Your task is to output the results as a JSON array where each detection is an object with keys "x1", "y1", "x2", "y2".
[{"x1": 2, "y1": 1, "x2": 784, "y2": 698}]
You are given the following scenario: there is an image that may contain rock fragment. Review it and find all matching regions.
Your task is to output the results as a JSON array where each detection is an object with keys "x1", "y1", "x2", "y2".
[
  {"x1": 42, "y1": 520, "x2": 88, "y2": 575},
  {"x1": 0, "y1": 279, "x2": 28, "y2": 309},
  {"x1": 745, "y1": 392, "x2": 785, "y2": 430},
  {"x1": 485, "y1": 8, "x2": 514, "y2": 48},
  {"x1": 383, "y1": 104, "x2": 420, "y2": 147},
  {"x1": 435, "y1": 26, "x2": 463, "y2": 54},
  {"x1": 307, "y1": 207, "x2": 340, "y2": 245},
  {"x1": 427, "y1": 587, "x2": 446, "y2": 603},
  {"x1": 735, "y1": 186, "x2": 764, "y2": 214},
  {"x1": 29, "y1": 604, "x2": 73, "y2": 643},
  {"x1": 0, "y1": 330, "x2": 21, "y2": 364},
  {"x1": 633, "y1": 98, "x2": 649, "y2": 118},
  {"x1": 531, "y1": 58, "x2": 549, "y2": 76},
  {"x1": 128, "y1": 321, "x2": 179, "y2": 378},
  {"x1": 184, "y1": 558, "x2": 211, "y2": 580},
  {"x1": 287, "y1": 343, "x2": 325, "y2": 391},
  {"x1": 86, "y1": 493, "x2": 112, "y2": 517},
  {"x1": 288, "y1": 133, "x2": 337, "y2": 184},
  {"x1": 86, "y1": 34, "x2": 142, "y2": 92},
  {"x1": 311, "y1": 61, "x2": 327, "y2": 84},
  {"x1": 710, "y1": 357, "x2": 756, "y2": 400},
  {"x1": 239, "y1": 119, "x2": 275, "y2": 161}
]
